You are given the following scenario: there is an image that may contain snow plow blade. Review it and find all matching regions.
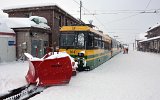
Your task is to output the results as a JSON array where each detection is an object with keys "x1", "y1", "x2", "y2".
[{"x1": 25, "y1": 52, "x2": 73, "y2": 86}]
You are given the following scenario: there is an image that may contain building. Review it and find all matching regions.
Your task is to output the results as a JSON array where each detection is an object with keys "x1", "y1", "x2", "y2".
[
  {"x1": 3, "y1": 4, "x2": 83, "y2": 50},
  {"x1": 3, "y1": 17, "x2": 51, "y2": 59},
  {"x1": 0, "y1": 22, "x2": 16, "y2": 62},
  {"x1": 138, "y1": 23, "x2": 160, "y2": 53}
]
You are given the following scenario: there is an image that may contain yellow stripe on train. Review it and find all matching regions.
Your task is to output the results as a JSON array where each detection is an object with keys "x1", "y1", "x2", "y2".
[{"x1": 59, "y1": 49, "x2": 105, "y2": 56}]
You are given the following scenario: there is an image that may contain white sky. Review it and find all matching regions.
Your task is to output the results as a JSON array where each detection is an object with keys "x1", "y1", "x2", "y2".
[{"x1": 0, "y1": 0, "x2": 160, "y2": 44}]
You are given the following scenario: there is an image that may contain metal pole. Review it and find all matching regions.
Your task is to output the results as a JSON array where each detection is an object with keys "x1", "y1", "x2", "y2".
[{"x1": 80, "y1": 1, "x2": 82, "y2": 21}]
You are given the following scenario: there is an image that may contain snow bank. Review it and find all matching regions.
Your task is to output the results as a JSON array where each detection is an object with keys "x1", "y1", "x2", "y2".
[
  {"x1": 31, "y1": 51, "x2": 160, "y2": 100},
  {"x1": 1, "y1": 51, "x2": 160, "y2": 100},
  {"x1": 0, "y1": 61, "x2": 28, "y2": 94}
]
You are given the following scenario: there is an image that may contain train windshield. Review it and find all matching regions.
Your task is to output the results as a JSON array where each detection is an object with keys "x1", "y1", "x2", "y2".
[
  {"x1": 60, "y1": 32, "x2": 85, "y2": 49},
  {"x1": 60, "y1": 33, "x2": 75, "y2": 47},
  {"x1": 77, "y1": 32, "x2": 85, "y2": 48}
]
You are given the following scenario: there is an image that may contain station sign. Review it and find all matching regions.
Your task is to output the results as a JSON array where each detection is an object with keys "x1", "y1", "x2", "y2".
[{"x1": 8, "y1": 41, "x2": 15, "y2": 46}]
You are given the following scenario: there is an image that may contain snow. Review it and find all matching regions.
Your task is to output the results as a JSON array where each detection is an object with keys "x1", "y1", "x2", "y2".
[
  {"x1": 6, "y1": 18, "x2": 36, "y2": 28},
  {"x1": 3, "y1": 3, "x2": 56, "y2": 10},
  {"x1": 24, "y1": 52, "x2": 74, "y2": 61},
  {"x1": 139, "y1": 36, "x2": 160, "y2": 43},
  {"x1": 0, "y1": 61, "x2": 28, "y2": 94},
  {"x1": 0, "y1": 17, "x2": 50, "y2": 29},
  {"x1": 24, "y1": 53, "x2": 43, "y2": 61},
  {"x1": 0, "y1": 21, "x2": 15, "y2": 33},
  {"x1": 0, "y1": 9, "x2": 8, "y2": 18},
  {"x1": 1, "y1": 51, "x2": 160, "y2": 100},
  {"x1": 138, "y1": 32, "x2": 147, "y2": 40},
  {"x1": 29, "y1": 16, "x2": 47, "y2": 24},
  {"x1": 46, "y1": 52, "x2": 72, "y2": 60},
  {"x1": 147, "y1": 23, "x2": 160, "y2": 32}
]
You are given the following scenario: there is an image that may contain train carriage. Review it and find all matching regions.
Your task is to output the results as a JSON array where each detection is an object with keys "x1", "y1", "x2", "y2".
[
  {"x1": 111, "y1": 38, "x2": 122, "y2": 56},
  {"x1": 59, "y1": 25, "x2": 112, "y2": 71}
]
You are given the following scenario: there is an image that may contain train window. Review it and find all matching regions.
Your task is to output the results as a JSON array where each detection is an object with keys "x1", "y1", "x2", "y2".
[
  {"x1": 77, "y1": 32, "x2": 85, "y2": 48},
  {"x1": 88, "y1": 33, "x2": 94, "y2": 47},
  {"x1": 104, "y1": 41, "x2": 111, "y2": 50},
  {"x1": 94, "y1": 39, "x2": 98, "y2": 47},
  {"x1": 98, "y1": 40, "x2": 101, "y2": 48},
  {"x1": 60, "y1": 33, "x2": 75, "y2": 46},
  {"x1": 102, "y1": 41, "x2": 104, "y2": 48},
  {"x1": 94, "y1": 35, "x2": 98, "y2": 48}
]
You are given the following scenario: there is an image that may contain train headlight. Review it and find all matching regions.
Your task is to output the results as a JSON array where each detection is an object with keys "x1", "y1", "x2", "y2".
[
  {"x1": 78, "y1": 51, "x2": 85, "y2": 57},
  {"x1": 78, "y1": 52, "x2": 84, "y2": 57}
]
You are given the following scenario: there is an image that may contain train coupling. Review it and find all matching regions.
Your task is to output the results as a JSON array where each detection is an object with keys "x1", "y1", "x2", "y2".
[{"x1": 75, "y1": 51, "x2": 86, "y2": 71}]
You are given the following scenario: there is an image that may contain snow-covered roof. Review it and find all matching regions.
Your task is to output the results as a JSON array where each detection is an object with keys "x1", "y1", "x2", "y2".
[
  {"x1": 139, "y1": 35, "x2": 160, "y2": 43},
  {"x1": 138, "y1": 32, "x2": 147, "y2": 40},
  {"x1": 3, "y1": 3, "x2": 56, "y2": 10},
  {"x1": 0, "y1": 9, "x2": 8, "y2": 18},
  {"x1": 0, "y1": 21, "x2": 15, "y2": 33},
  {"x1": 1, "y1": 18, "x2": 36, "y2": 28},
  {"x1": 147, "y1": 23, "x2": 160, "y2": 32},
  {"x1": 0, "y1": 16, "x2": 50, "y2": 29}
]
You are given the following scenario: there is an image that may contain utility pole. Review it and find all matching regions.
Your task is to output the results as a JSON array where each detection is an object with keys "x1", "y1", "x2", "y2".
[{"x1": 80, "y1": 0, "x2": 82, "y2": 21}]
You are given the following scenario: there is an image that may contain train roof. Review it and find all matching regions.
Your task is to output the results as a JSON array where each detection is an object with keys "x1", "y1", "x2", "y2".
[{"x1": 60, "y1": 26, "x2": 111, "y2": 42}]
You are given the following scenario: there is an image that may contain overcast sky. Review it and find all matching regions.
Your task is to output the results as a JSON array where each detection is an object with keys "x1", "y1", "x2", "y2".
[{"x1": 0, "y1": 0, "x2": 160, "y2": 44}]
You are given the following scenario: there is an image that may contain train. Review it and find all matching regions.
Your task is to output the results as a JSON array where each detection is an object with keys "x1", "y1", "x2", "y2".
[
  {"x1": 25, "y1": 25, "x2": 122, "y2": 86},
  {"x1": 0, "y1": 25, "x2": 123, "y2": 100},
  {"x1": 59, "y1": 25, "x2": 122, "y2": 71}
]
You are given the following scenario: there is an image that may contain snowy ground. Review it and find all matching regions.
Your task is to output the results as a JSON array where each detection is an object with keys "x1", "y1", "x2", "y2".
[{"x1": 0, "y1": 51, "x2": 160, "y2": 100}]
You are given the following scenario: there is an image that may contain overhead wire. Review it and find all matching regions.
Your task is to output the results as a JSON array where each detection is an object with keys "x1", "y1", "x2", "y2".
[
  {"x1": 105, "y1": 0, "x2": 155, "y2": 25},
  {"x1": 82, "y1": 6, "x2": 108, "y2": 29},
  {"x1": 70, "y1": 8, "x2": 160, "y2": 15},
  {"x1": 71, "y1": 0, "x2": 109, "y2": 31},
  {"x1": 144, "y1": 0, "x2": 152, "y2": 11},
  {"x1": 71, "y1": 0, "x2": 159, "y2": 34},
  {"x1": 72, "y1": 0, "x2": 80, "y2": 5}
]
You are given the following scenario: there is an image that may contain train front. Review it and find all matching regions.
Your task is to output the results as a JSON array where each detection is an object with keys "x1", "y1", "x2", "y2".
[{"x1": 59, "y1": 26, "x2": 89, "y2": 71}]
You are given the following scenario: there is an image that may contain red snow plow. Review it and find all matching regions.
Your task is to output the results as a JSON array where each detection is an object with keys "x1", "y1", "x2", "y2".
[{"x1": 25, "y1": 52, "x2": 73, "y2": 86}]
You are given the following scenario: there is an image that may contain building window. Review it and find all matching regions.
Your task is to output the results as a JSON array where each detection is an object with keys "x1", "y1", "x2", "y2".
[
  {"x1": 59, "y1": 16, "x2": 62, "y2": 27},
  {"x1": 24, "y1": 12, "x2": 32, "y2": 18}
]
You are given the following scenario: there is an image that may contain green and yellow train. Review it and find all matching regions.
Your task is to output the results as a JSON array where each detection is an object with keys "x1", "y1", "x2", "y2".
[{"x1": 59, "y1": 25, "x2": 122, "y2": 71}]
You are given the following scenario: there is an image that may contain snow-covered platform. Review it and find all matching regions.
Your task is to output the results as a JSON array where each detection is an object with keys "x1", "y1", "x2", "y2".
[{"x1": 0, "y1": 51, "x2": 160, "y2": 100}]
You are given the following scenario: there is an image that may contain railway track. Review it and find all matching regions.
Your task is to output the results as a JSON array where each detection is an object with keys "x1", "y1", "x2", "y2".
[{"x1": 0, "y1": 84, "x2": 45, "y2": 100}]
